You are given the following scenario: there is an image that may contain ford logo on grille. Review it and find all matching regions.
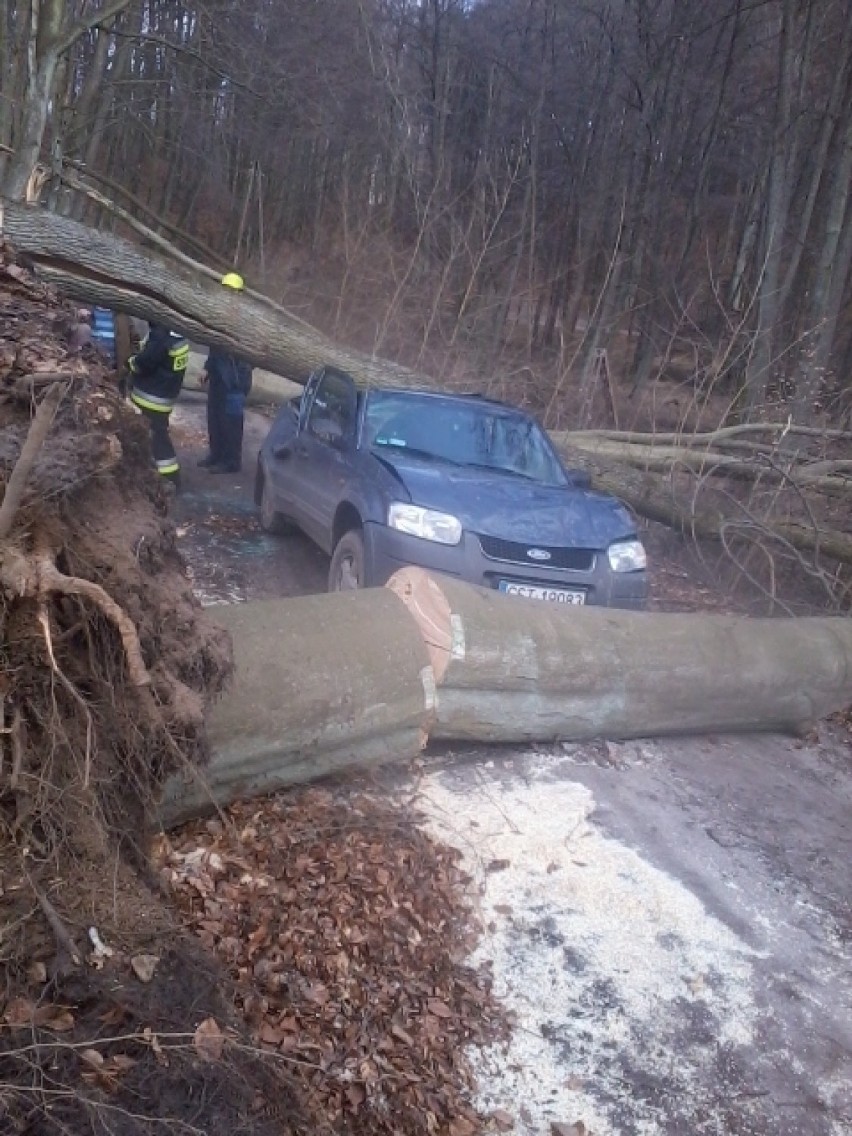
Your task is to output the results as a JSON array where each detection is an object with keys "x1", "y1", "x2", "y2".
[{"x1": 526, "y1": 548, "x2": 551, "y2": 561}]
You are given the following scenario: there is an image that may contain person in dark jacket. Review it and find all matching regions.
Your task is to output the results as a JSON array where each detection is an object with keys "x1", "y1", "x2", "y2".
[
  {"x1": 198, "y1": 273, "x2": 253, "y2": 473},
  {"x1": 199, "y1": 349, "x2": 253, "y2": 472},
  {"x1": 125, "y1": 322, "x2": 190, "y2": 484}
]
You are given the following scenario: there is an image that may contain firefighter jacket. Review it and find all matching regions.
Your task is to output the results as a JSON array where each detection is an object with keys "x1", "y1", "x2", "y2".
[{"x1": 127, "y1": 324, "x2": 190, "y2": 412}]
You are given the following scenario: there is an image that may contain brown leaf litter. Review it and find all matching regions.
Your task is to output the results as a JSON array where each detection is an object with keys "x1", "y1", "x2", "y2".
[{"x1": 163, "y1": 786, "x2": 512, "y2": 1134}]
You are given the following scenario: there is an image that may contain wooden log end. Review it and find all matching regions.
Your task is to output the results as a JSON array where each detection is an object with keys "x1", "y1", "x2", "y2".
[{"x1": 386, "y1": 568, "x2": 457, "y2": 683}]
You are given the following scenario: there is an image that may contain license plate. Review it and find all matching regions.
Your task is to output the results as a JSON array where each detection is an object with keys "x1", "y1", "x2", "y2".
[{"x1": 499, "y1": 581, "x2": 586, "y2": 604}]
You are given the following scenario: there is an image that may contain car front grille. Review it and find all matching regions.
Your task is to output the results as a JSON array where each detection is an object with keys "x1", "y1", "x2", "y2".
[{"x1": 477, "y1": 534, "x2": 596, "y2": 572}]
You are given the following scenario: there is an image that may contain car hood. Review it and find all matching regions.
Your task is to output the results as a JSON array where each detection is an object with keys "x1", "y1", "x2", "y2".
[{"x1": 373, "y1": 453, "x2": 636, "y2": 547}]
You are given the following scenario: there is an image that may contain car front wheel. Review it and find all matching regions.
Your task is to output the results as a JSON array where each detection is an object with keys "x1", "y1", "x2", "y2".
[
  {"x1": 258, "y1": 469, "x2": 289, "y2": 535},
  {"x1": 329, "y1": 529, "x2": 365, "y2": 591}
]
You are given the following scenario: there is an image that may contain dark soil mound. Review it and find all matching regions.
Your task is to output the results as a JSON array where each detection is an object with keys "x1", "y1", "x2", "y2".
[{"x1": 0, "y1": 240, "x2": 304, "y2": 1132}]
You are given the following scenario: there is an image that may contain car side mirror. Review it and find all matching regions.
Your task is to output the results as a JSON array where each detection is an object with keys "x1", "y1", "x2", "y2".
[{"x1": 311, "y1": 416, "x2": 345, "y2": 447}]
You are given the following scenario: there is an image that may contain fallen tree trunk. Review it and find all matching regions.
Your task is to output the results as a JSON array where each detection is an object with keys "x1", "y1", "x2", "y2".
[
  {"x1": 550, "y1": 435, "x2": 852, "y2": 495},
  {"x1": 551, "y1": 437, "x2": 852, "y2": 567},
  {"x1": 1, "y1": 198, "x2": 430, "y2": 387},
  {"x1": 158, "y1": 590, "x2": 434, "y2": 827},
  {"x1": 159, "y1": 577, "x2": 852, "y2": 825},
  {"x1": 387, "y1": 568, "x2": 852, "y2": 742}
]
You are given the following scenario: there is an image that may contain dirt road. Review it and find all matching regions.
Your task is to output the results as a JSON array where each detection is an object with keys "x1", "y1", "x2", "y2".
[
  {"x1": 171, "y1": 397, "x2": 851, "y2": 1136},
  {"x1": 171, "y1": 395, "x2": 327, "y2": 604}
]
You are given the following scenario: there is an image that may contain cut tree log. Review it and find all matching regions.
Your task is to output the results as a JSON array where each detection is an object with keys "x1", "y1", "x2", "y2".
[
  {"x1": 157, "y1": 590, "x2": 435, "y2": 827},
  {"x1": 387, "y1": 568, "x2": 852, "y2": 742},
  {"x1": 158, "y1": 575, "x2": 852, "y2": 825}
]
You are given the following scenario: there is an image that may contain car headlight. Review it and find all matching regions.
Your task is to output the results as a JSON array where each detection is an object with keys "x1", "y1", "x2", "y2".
[
  {"x1": 607, "y1": 539, "x2": 647, "y2": 573},
  {"x1": 388, "y1": 502, "x2": 462, "y2": 545}
]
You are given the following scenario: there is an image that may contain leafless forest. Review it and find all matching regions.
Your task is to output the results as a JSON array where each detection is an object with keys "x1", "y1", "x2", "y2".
[
  {"x1": 2, "y1": 0, "x2": 852, "y2": 607},
  {"x1": 1, "y1": 0, "x2": 850, "y2": 419}
]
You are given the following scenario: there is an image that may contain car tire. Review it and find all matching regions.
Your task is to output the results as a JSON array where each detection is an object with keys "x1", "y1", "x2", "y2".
[
  {"x1": 258, "y1": 469, "x2": 290, "y2": 535},
  {"x1": 329, "y1": 529, "x2": 365, "y2": 591}
]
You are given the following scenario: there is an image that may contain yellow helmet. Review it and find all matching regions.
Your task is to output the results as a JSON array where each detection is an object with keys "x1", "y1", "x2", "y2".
[{"x1": 221, "y1": 271, "x2": 245, "y2": 291}]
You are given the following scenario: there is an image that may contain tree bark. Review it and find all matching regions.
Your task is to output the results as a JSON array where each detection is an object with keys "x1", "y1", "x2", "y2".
[
  {"x1": 158, "y1": 590, "x2": 435, "y2": 827},
  {"x1": 744, "y1": 0, "x2": 799, "y2": 414},
  {"x1": 387, "y1": 568, "x2": 852, "y2": 742},
  {"x1": 1, "y1": 198, "x2": 431, "y2": 385},
  {"x1": 158, "y1": 574, "x2": 852, "y2": 825}
]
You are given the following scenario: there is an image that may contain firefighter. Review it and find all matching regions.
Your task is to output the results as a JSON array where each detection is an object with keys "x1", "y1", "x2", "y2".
[
  {"x1": 198, "y1": 272, "x2": 253, "y2": 473},
  {"x1": 125, "y1": 322, "x2": 190, "y2": 485}
]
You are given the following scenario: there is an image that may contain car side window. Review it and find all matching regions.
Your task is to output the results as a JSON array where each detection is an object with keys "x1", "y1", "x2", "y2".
[{"x1": 306, "y1": 371, "x2": 355, "y2": 442}]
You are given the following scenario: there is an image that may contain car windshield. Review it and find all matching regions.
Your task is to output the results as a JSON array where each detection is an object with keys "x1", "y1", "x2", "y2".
[{"x1": 364, "y1": 393, "x2": 567, "y2": 486}]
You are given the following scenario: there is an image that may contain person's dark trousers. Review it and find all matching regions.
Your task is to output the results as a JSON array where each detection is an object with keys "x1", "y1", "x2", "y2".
[
  {"x1": 221, "y1": 392, "x2": 245, "y2": 471},
  {"x1": 206, "y1": 381, "x2": 245, "y2": 471},
  {"x1": 140, "y1": 406, "x2": 180, "y2": 483},
  {"x1": 205, "y1": 375, "x2": 228, "y2": 465}
]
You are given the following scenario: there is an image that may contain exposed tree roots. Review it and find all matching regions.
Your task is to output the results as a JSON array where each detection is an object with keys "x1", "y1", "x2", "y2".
[{"x1": 0, "y1": 242, "x2": 303, "y2": 1134}]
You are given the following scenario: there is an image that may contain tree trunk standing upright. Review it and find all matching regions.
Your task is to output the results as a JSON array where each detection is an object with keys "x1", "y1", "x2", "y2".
[
  {"x1": 1, "y1": 0, "x2": 134, "y2": 202},
  {"x1": 0, "y1": 4, "x2": 31, "y2": 176},
  {"x1": 777, "y1": 15, "x2": 852, "y2": 318},
  {"x1": 744, "y1": 0, "x2": 799, "y2": 416},
  {"x1": 791, "y1": 88, "x2": 852, "y2": 423},
  {"x1": 2, "y1": 0, "x2": 65, "y2": 200}
]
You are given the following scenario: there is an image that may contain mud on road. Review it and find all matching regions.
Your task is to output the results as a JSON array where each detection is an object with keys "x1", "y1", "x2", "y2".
[
  {"x1": 172, "y1": 398, "x2": 327, "y2": 605},
  {"x1": 171, "y1": 398, "x2": 851, "y2": 1136}
]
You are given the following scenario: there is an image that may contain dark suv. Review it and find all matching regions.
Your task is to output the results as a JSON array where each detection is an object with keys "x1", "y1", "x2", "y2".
[{"x1": 256, "y1": 366, "x2": 647, "y2": 608}]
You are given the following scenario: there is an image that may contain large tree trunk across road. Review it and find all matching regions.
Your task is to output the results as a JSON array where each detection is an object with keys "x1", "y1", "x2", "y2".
[
  {"x1": 158, "y1": 572, "x2": 852, "y2": 827},
  {"x1": 159, "y1": 590, "x2": 434, "y2": 827},
  {"x1": 388, "y1": 568, "x2": 852, "y2": 741}
]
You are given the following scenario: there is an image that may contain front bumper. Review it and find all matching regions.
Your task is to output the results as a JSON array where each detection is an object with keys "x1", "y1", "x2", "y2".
[{"x1": 362, "y1": 522, "x2": 647, "y2": 609}]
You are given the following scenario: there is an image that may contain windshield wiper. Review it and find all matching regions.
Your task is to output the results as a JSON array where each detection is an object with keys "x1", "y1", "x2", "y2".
[
  {"x1": 371, "y1": 441, "x2": 441, "y2": 462},
  {"x1": 457, "y1": 461, "x2": 538, "y2": 481}
]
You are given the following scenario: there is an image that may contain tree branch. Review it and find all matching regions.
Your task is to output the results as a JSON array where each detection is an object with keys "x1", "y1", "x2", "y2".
[
  {"x1": 0, "y1": 381, "x2": 67, "y2": 542},
  {"x1": 54, "y1": 1, "x2": 135, "y2": 56}
]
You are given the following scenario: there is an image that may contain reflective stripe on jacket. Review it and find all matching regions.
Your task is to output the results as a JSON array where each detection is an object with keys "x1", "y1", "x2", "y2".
[{"x1": 127, "y1": 324, "x2": 189, "y2": 405}]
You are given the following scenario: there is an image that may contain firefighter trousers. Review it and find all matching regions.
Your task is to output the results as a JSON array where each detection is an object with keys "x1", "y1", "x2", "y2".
[{"x1": 139, "y1": 406, "x2": 180, "y2": 481}]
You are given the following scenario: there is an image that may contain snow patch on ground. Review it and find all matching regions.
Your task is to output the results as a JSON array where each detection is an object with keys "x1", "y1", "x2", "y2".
[{"x1": 412, "y1": 757, "x2": 762, "y2": 1135}]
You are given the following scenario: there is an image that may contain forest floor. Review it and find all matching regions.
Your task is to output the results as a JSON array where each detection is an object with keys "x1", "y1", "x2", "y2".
[{"x1": 1, "y1": 248, "x2": 849, "y2": 1136}]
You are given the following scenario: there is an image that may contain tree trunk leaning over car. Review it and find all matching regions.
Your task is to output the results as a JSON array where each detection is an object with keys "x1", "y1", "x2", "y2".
[
  {"x1": 158, "y1": 575, "x2": 852, "y2": 826},
  {"x1": 1, "y1": 198, "x2": 431, "y2": 387},
  {"x1": 3, "y1": 198, "x2": 850, "y2": 569}
]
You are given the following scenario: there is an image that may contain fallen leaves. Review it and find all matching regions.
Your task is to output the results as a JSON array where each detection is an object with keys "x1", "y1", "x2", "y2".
[
  {"x1": 165, "y1": 787, "x2": 510, "y2": 1134},
  {"x1": 193, "y1": 1016, "x2": 225, "y2": 1062},
  {"x1": 79, "y1": 1048, "x2": 137, "y2": 1092},
  {"x1": 130, "y1": 953, "x2": 160, "y2": 983},
  {"x1": 3, "y1": 998, "x2": 75, "y2": 1032}
]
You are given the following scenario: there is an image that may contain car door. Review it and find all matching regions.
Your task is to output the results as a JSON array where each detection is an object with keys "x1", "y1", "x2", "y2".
[
  {"x1": 288, "y1": 369, "x2": 358, "y2": 551},
  {"x1": 264, "y1": 372, "x2": 319, "y2": 522}
]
